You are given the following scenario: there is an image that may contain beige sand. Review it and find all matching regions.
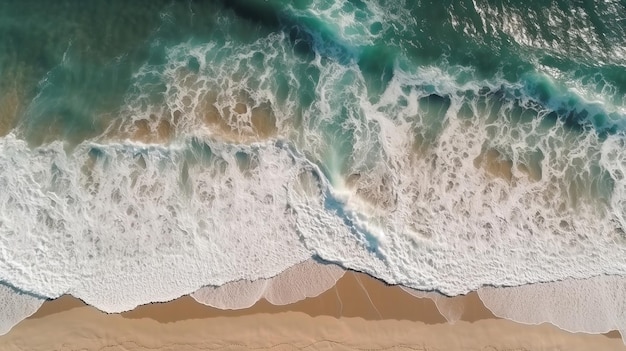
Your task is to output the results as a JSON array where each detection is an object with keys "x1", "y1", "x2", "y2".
[{"x1": 2, "y1": 271, "x2": 624, "y2": 351}]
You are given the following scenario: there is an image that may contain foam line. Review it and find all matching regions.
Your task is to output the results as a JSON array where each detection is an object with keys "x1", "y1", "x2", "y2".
[
  {"x1": 478, "y1": 275, "x2": 626, "y2": 344},
  {"x1": 0, "y1": 284, "x2": 45, "y2": 335},
  {"x1": 192, "y1": 259, "x2": 345, "y2": 309}
]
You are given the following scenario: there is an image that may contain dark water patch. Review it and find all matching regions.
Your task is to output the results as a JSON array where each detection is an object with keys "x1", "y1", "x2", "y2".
[
  {"x1": 413, "y1": 94, "x2": 451, "y2": 151},
  {"x1": 88, "y1": 146, "x2": 105, "y2": 161},
  {"x1": 358, "y1": 45, "x2": 396, "y2": 100},
  {"x1": 213, "y1": 0, "x2": 282, "y2": 30},
  {"x1": 420, "y1": 94, "x2": 451, "y2": 119},
  {"x1": 187, "y1": 137, "x2": 214, "y2": 166},
  {"x1": 523, "y1": 75, "x2": 625, "y2": 137}
]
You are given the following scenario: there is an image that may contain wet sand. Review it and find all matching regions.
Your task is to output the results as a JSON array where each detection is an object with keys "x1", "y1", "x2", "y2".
[{"x1": 2, "y1": 271, "x2": 624, "y2": 351}]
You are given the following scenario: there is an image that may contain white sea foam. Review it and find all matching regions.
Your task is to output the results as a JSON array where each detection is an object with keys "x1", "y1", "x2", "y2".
[
  {"x1": 192, "y1": 259, "x2": 344, "y2": 309},
  {"x1": 289, "y1": 62, "x2": 626, "y2": 297},
  {"x1": 3, "y1": 43, "x2": 626, "y2": 311},
  {"x1": 0, "y1": 134, "x2": 313, "y2": 312},
  {"x1": 478, "y1": 276, "x2": 626, "y2": 344},
  {"x1": 0, "y1": 285, "x2": 44, "y2": 335}
]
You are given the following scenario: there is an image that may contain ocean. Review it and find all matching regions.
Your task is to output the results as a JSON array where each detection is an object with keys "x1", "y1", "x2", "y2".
[{"x1": 0, "y1": 0, "x2": 625, "y2": 328}]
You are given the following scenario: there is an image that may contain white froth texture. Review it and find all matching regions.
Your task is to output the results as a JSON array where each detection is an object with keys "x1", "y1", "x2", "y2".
[
  {"x1": 478, "y1": 276, "x2": 626, "y2": 342},
  {"x1": 0, "y1": 285, "x2": 44, "y2": 335},
  {"x1": 290, "y1": 63, "x2": 626, "y2": 296},
  {"x1": 192, "y1": 260, "x2": 345, "y2": 309},
  {"x1": 0, "y1": 134, "x2": 311, "y2": 312},
  {"x1": 1, "y1": 13, "x2": 626, "y2": 323}
]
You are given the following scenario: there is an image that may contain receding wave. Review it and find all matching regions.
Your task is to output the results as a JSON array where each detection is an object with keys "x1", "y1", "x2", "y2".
[
  {"x1": 0, "y1": 284, "x2": 44, "y2": 335},
  {"x1": 478, "y1": 275, "x2": 626, "y2": 342},
  {"x1": 192, "y1": 259, "x2": 345, "y2": 309}
]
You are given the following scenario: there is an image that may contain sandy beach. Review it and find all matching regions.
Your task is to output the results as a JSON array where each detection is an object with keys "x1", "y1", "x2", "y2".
[{"x1": 1, "y1": 271, "x2": 623, "y2": 351}]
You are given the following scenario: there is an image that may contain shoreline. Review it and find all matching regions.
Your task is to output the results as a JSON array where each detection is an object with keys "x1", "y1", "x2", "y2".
[{"x1": 2, "y1": 271, "x2": 622, "y2": 351}]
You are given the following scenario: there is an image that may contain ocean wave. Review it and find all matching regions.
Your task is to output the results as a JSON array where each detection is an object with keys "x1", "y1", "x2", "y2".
[{"x1": 0, "y1": 0, "x2": 626, "y2": 340}]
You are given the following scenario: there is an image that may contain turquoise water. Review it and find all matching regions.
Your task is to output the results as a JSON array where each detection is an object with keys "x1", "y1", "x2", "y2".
[
  {"x1": 2, "y1": 1, "x2": 624, "y2": 143},
  {"x1": 0, "y1": 0, "x2": 626, "y2": 310}
]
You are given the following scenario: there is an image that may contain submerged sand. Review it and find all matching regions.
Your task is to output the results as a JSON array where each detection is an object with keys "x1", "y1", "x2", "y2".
[{"x1": 1, "y1": 271, "x2": 623, "y2": 351}]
